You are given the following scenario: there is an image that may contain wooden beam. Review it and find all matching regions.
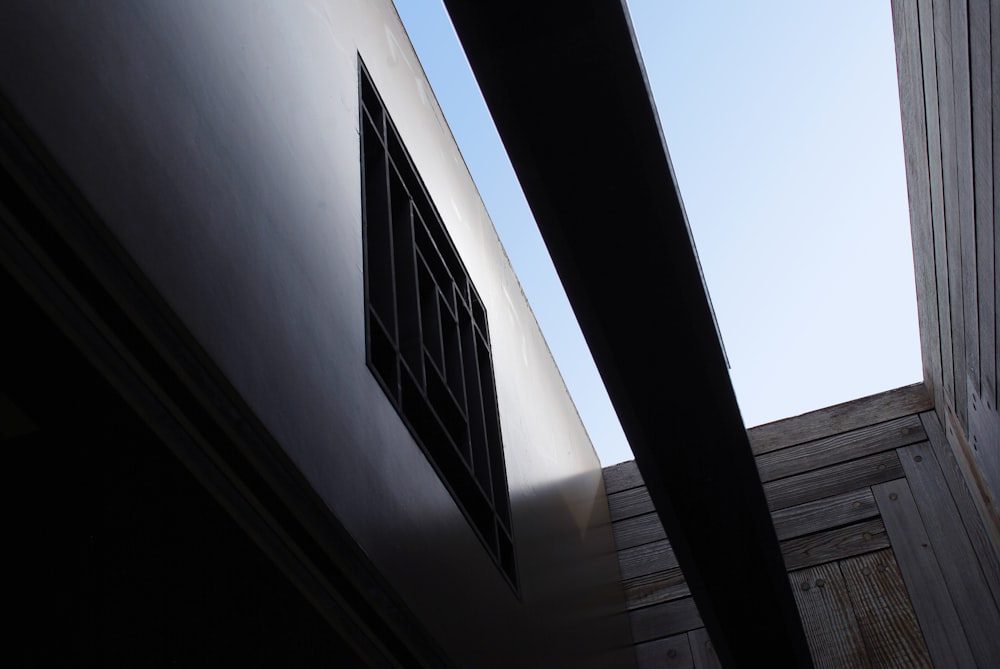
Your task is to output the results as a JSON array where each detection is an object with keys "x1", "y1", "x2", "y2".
[
  {"x1": 891, "y1": 0, "x2": 943, "y2": 413},
  {"x1": 873, "y1": 478, "x2": 975, "y2": 666},
  {"x1": 749, "y1": 383, "x2": 931, "y2": 456},
  {"x1": 440, "y1": 1, "x2": 811, "y2": 666}
]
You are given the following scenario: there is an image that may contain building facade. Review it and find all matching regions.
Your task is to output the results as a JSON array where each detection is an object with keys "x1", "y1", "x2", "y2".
[{"x1": 0, "y1": 1, "x2": 633, "y2": 666}]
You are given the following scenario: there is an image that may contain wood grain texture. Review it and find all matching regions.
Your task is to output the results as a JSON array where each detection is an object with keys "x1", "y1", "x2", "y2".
[
  {"x1": 608, "y1": 486, "x2": 655, "y2": 522},
  {"x1": 687, "y1": 628, "x2": 721, "y2": 669},
  {"x1": 764, "y1": 451, "x2": 903, "y2": 511},
  {"x1": 788, "y1": 561, "x2": 868, "y2": 669},
  {"x1": 970, "y1": 0, "x2": 996, "y2": 410},
  {"x1": 967, "y1": 381, "x2": 1000, "y2": 525},
  {"x1": 993, "y1": 0, "x2": 1000, "y2": 415},
  {"x1": 919, "y1": 411, "x2": 1000, "y2": 609},
  {"x1": 936, "y1": 0, "x2": 970, "y2": 433},
  {"x1": 952, "y1": 0, "x2": 980, "y2": 403},
  {"x1": 918, "y1": 0, "x2": 955, "y2": 431},
  {"x1": 618, "y1": 538, "x2": 677, "y2": 580},
  {"x1": 630, "y1": 597, "x2": 703, "y2": 644},
  {"x1": 755, "y1": 415, "x2": 925, "y2": 482},
  {"x1": 635, "y1": 633, "x2": 692, "y2": 669},
  {"x1": 873, "y1": 478, "x2": 975, "y2": 667},
  {"x1": 624, "y1": 567, "x2": 689, "y2": 611},
  {"x1": 780, "y1": 518, "x2": 891, "y2": 572},
  {"x1": 892, "y1": 0, "x2": 944, "y2": 412},
  {"x1": 935, "y1": 404, "x2": 1000, "y2": 562},
  {"x1": 749, "y1": 383, "x2": 931, "y2": 455},
  {"x1": 771, "y1": 487, "x2": 880, "y2": 541},
  {"x1": 899, "y1": 440, "x2": 1000, "y2": 666},
  {"x1": 612, "y1": 511, "x2": 666, "y2": 551},
  {"x1": 840, "y1": 549, "x2": 931, "y2": 668},
  {"x1": 603, "y1": 460, "x2": 644, "y2": 495}
]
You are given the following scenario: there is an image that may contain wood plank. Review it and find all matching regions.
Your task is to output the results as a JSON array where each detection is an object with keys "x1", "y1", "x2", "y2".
[
  {"x1": 771, "y1": 487, "x2": 880, "y2": 541},
  {"x1": 788, "y1": 561, "x2": 868, "y2": 668},
  {"x1": 764, "y1": 450, "x2": 903, "y2": 511},
  {"x1": 967, "y1": 380, "x2": 1000, "y2": 527},
  {"x1": 624, "y1": 567, "x2": 690, "y2": 611},
  {"x1": 749, "y1": 383, "x2": 932, "y2": 455},
  {"x1": 780, "y1": 517, "x2": 891, "y2": 572},
  {"x1": 630, "y1": 597, "x2": 703, "y2": 644},
  {"x1": 608, "y1": 486, "x2": 654, "y2": 522},
  {"x1": 618, "y1": 538, "x2": 677, "y2": 580},
  {"x1": 612, "y1": 511, "x2": 666, "y2": 550},
  {"x1": 920, "y1": 410, "x2": 1000, "y2": 608},
  {"x1": 635, "y1": 633, "x2": 693, "y2": 669},
  {"x1": 688, "y1": 628, "x2": 721, "y2": 669},
  {"x1": 840, "y1": 549, "x2": 931, "y2": 668},
  {"x1": 971, "y1": 0, "x2": 996, "y2": 410},
  {"x1": 994, "y1": 0, "x2": 1000, "y2": 416},
  {"x1": 603, "y1": 460, "x2": 644, "y2": 495},
  {"x1": 935, "y1": 0, "x2": 970, "y2": 432},
  {"x1": 952, "y1": 0, "x2": 980, "y2": 403},
  {"x1": 892, "y1": 0, "x2": 943, "y2": 412},
  {"x1": 755, "y1": 414, "x2": 925, "y2": 482},
  {"x1": 872, "y1": 478, "x2": 975, "y2": 667},
  {"x1": 917, "y1": 0, "x2": 955, "y2": 429},
  {"x1": 899, "y1": 440, "x2": 1000, "y2": 666}
]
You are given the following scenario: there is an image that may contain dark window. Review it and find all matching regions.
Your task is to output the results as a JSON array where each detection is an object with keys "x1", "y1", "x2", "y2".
[{"x1": 359, "y1": 60, "x2": 516, "y2": 590}]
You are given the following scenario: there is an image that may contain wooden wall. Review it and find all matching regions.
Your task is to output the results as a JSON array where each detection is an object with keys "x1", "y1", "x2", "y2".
[
  {"x1": 891, "y1": 0, "x2": 1000, "y2": 551},
  {"x1": 604, "y1": 384, "x2": 1000, "y2": 667}
]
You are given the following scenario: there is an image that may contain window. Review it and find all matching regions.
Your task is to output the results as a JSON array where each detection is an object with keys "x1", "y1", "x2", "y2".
[{"x1": 359, "y1": 60, "x2": 516, "y2": 589}]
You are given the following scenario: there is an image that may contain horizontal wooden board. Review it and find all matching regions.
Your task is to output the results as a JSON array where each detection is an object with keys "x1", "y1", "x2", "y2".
[
  {"x1": 764, "y1": 451, "x2": 904, "y2": 511},
  {"x1": 840, "y1": 549, "x2": 931, "y2": 668},
  {"x1": 612, "y1": 511, "x2": 666, "y2": 550},
  {"x1": 688, "y1": 628, "x2": 721, "y2": 669},
  {"x1": 755, "y1": 415, "x2": 925, "y2": 482},
  {"x1": 603, "y1": 460, "x2": 643, "y2": 495},
  {"x1": 772, "y1": 488, "x2": 880, "y2": 541},
  {"x1": 873, "y1": 479, "x2": 976, "y2": 667},
  {"x1": 789, "y1": 561, "x2": 867, "y2": 668},
  {"x1": 630, "y1": 597, "x2": 703, "y2": 644},
  {"x1": 618, "y1": 538, "x2": 677, "y2": 581},
  {"x1": 608, "y1": 486, "x2": 655, "y2": 522},
  {"x1": 635, "y1": 633, "x2": 692, "y2": 669},
  {"x1": 780, "y1": 517, "x2": 891, "y2": 572},
  {"x1": 624, "y1": 567, "x2": 689, "y2": 611},
  {"x1": 899, "y1": 440, "x2": 1000, "y2": 666},
  {"x1": 749, "y1": 383, "x2": 931, "y2": 455}
]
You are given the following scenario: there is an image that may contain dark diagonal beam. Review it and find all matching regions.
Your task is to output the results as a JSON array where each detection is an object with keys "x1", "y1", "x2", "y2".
[{"x1": 441, "y1": 1, "x2": 812, "y2": 666}]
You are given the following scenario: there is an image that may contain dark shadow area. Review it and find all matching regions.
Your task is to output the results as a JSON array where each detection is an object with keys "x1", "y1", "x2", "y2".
[{"x1": 1, "y1": 269, "x2": 366, "y2": 667}]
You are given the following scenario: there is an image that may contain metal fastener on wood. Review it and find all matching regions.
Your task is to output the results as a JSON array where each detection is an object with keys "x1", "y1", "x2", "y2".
[
  {"x1": 914, "y1": 455, "x2": 922, "y2": 463},
  {"x1": 800, "y1": 582, "x2": 810, "y2": 591},
  {"x1": 889, "y1": 492, "x2": 898, "y2": 501},
  {"x1": 816, "y1": 579, "x2": 826, "y2": 588}
]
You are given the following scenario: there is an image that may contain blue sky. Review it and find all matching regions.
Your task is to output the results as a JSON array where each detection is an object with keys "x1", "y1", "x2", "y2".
[{"x1": 394, "y1": 0, "x2": 922, "y2": 465}]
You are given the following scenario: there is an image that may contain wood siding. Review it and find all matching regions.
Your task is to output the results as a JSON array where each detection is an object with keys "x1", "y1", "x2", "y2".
[
  {"x1": 892, "y1": 0, "x2": 1000, "y2": 552},
  {"x1": 605, "y1": 385, "x2": 1000, "y2": 667}
]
